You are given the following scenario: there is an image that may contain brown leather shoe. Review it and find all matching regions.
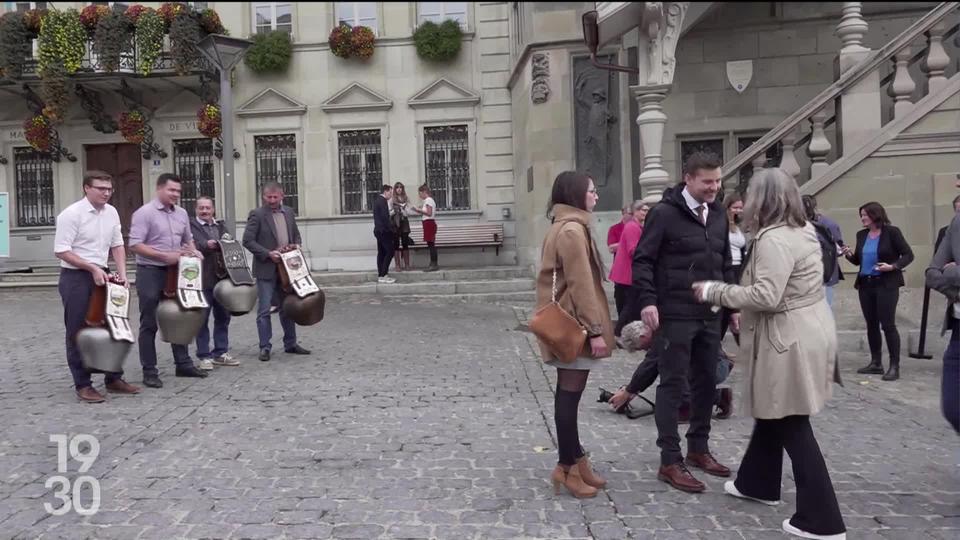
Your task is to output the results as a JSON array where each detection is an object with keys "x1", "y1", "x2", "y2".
[
  {"x1": 105, "y1": 380, "x2": 141, "y2": 394},
  {"x1": 576, "y1": 456, "x2": 607, "y2": 489},
  {"x1": 76, "y1": 386, "x2": 106, "y2": 403},
  {"x1": 685, "y1": 452, "x2": 731, "y2": 477},
  {"x1": 657, "y1": 463, "x2": 705, "y2": 493}
]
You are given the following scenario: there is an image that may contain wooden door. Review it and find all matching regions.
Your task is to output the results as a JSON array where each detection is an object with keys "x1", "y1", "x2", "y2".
[{"x1": 85, "y1": 144, "x2": 143, "y2": 245}]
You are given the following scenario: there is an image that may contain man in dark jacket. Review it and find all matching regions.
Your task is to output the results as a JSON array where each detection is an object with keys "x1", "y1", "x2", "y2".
[
  {"x1": 190, "y1": 196, "x2": 239, "y2": 370},
  {"x1": 632, "y1": 152, "x2": 736, "y2": 493},
  {"x1": 373, "y1": 184, "x2": 396, "y2": 283},
  {"x1": 242, "y1": 182, "x2": 311, "y2": 362}
]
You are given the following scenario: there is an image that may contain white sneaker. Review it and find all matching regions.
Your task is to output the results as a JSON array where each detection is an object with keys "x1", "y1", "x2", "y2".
[
  {"x1": 378, "y1": 276, "x2": 396, "y2": 284},
  {"x1": 723, "y1": 481, "x2": 780, "y2": 506},
  {"x1": 212, "y1": 354, "x2": 239, "y2": 367},
  {"x1": 782, "y1": 518, "x2": 846, "y2": 540},
  {"x1": 197, "y1": 358, "x2": 214, "y2": 371}
]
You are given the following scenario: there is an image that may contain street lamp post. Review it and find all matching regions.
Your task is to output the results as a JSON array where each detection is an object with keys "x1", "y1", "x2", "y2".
[{"x1": 196, "y1": 34, "x2": 253, "y2": 235}]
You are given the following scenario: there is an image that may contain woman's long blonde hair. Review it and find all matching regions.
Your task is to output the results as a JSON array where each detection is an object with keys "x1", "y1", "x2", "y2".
[{"x1": 741, "y1": 168, "x2": 807, "y2": 232}]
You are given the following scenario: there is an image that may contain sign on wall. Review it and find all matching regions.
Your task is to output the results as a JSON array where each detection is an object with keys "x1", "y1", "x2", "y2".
[
  {"x1": 726, "y1": 60, "x2": 753, "y2": 94},
  {"x1": 0, "y1": 193, "x2": 9, "y2": 257}
]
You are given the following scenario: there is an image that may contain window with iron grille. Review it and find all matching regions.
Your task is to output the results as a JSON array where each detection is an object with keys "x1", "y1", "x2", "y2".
[
  {"x1": 13, "y1": 146, "x2": 55, "y2": 227},
  {"x1": 424, "y1": 125, "x2": 470, "y2": 210},
  {"x1": 173, "y1": 138, "x2": 215, "y2": 217},
  {"x1": 338, "y1": 129, "x2": 383, "y2": 214},
  {"x1": 254, "y1": 134, "x2": 299, "y2": 214}
]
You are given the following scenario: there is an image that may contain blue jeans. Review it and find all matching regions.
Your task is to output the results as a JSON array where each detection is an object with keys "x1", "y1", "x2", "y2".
[
  {"x1": 196, "y1": 288, "x2": 230, "y2": 359},
  {"x1": 256, "y1": 278, "x2": 296, "y2": 351},
  {"x1": 943, "y1": 323, "x2": 959, "y2": 432},
  {"x1": 825, "y1": 285, "x2": 834, "y2": 308},
  {"x1": 136, "y1": 265, "x2": 192, "y2": 376}
]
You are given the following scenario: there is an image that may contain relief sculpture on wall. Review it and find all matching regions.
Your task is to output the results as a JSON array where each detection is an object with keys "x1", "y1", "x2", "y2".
[
  {"x1": 574, "y1": 55, "x2": 622, "y2": 212},
  {"x1": 531, "y1": 52, "x2": 550, "y2": 104}
]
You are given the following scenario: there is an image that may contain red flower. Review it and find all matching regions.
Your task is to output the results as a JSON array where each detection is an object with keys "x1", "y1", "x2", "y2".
[
  {"x1": 197, "y1": 104, "x2": 222, "y2": 138},
  {"x1": 119, "y1": 111, "x2": 147, "y2": 144},
  {"x1": 124, "y1": 5, "x2": 154, "y2": 25},
  {"x1": 158, "y1": 3, "x2": 187, "y2": 25},
  {"x1": 23, "y1": 115, "x2": 54, "y2": 152},
  {"x1": 199, "y1": 9, "x2": 224, "y2": 34}
]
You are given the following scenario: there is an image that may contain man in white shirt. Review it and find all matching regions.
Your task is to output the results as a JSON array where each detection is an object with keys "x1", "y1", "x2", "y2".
[{"x1": 54, "y1": 171, "x2": 140, "y2": 403}]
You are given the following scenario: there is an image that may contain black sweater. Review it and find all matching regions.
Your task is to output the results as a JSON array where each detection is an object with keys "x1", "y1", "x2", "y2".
[
  {"x1": 631, "y1": 185, "x2": 734, "y2": 320},
  {"x1": 373, "y1": 195, "x2": 392, "y2": 235}
]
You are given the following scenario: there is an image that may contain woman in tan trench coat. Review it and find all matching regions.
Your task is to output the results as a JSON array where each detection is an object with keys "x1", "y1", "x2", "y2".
[
  {"x1": 535, "y1": 171, "x2": 615, "y2": 499},
  {"x1": 692, "y1": 168, "x2": 846, "y2": 540}
]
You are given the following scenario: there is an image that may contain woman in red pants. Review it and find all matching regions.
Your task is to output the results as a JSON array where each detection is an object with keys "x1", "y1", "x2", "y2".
[{"x1": 411, "y1": 184, "x2": 439, "y2": 271}]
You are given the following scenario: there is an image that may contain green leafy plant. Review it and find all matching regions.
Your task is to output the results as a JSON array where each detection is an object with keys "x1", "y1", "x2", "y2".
[
  {"x1": 244, "y1": 30, "x2": 292, "y2": 74},
  {"x1": 169, "y1": 11, "x2": 200, "y2": 76},
  {"x1": 0, "y1": 13, "x2": 32, "y2": 79},
  {"x1": 135, "y1": 8, "x2": 164, "y2": 76},
  {"x1": 93, "y1": 6, "x2": 134, "y2": 72},
  {"x1": 413, "y1": 20, "x2": 463, "y2": 62},
  {"x1": 38, "y1": 8, "x2": 87, "y2": 75}
]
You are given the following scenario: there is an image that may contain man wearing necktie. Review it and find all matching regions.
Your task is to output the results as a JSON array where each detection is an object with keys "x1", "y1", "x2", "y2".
[
  {"x1": 242, "y1": 183, "x2": 311, "y2": 362},
  {"x1": 190, "y1": 196, "x2": 239, "y2": 371},
  {"x1": 631, "y1": 152, "x2": 738, "y2": 493}
]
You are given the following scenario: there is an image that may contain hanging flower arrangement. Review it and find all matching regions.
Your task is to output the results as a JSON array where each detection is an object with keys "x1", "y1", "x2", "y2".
[
  {"x1": 23, "y1": 9, "x2": 45, "y2": 36},
  {"x1": 169, "y1": 10, "x2": 200, "y2": 76},
  {"x1": 328, "y1": 23, "x2": 376, "y2": 60},
  {"x1": 197, "y1": 104, "x2": 221, "y2": 139},
  {"x1": 0, "y1": 13, "x2": 32, "y2": 79},
  {"x1": 93, "y1": 7, "x2": 135, "y2": 73},
  {"x1": 124, "y1": 4, "x2": 151, "y2": 25},
  {"x1": 413, "y1": 20, "x2": 463, "y2": 62},
  {"x1": 135, "y1": 8, "x2": 164, "y2": 76},
  {"x1": 79, "y1": 4, "x2": 110, "y2": 37},
  {"x1": 199, "y1": 9, "x2": 225, "y2": 35},
  {"x1": 158, "y1": 3, "x2": 188, "y2": 31},
  {"x1": 119, "y1": 110, "x2": 147, "y2": 144},
  {"x1": 38, "y1": 9, "x2": 87, "y2": 75},
  {"x1": 24, "y1": 115, "x2": 55, "y2": 152}
]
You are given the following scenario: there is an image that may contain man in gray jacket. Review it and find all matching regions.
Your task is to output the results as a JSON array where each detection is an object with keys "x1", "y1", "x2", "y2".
[
  {"x1": 242, "y1": 183, "x2": 311, "y2": 362},
  {"x1": 925, "y1": 179, "x2": 960, "y2": 432}
]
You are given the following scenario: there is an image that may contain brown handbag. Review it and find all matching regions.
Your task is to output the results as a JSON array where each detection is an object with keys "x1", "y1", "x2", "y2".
[{"x1": 529, "y1": 264, "x2": 587, "y2": 363}]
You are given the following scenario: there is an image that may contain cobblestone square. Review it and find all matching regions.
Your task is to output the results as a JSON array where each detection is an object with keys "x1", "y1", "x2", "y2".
[{"x1": 0, "y1": 290, "x2": 956, "y2": 539}]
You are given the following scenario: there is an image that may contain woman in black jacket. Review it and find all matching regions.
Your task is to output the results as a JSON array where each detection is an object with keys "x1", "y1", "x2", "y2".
[{"x1": 841, "y1": 202, "x2": 914, "y2": 381}]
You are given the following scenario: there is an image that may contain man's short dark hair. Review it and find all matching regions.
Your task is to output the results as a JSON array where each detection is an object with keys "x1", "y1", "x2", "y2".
[
  {"x1": 683, "y1": 152, "x2": 723, "y2": 178},
  {"x1": 157, "y1": 173, "x2": 181, "y2": 187},
  {"x1": 83, "y1": 170, "x2": 112, "y2": 187},
  {"x1": 262, "y1": 182, "x2": 283, "y2": 193},
  {"x1": 381, "y1": 184, "x2": 392, "y2": 194}
]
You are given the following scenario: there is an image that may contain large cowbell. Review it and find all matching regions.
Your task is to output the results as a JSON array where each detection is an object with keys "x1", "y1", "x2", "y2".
[
  {"x1": 277, "y1": 247, "x2": 326, "y2": 326},
  {"x1": 213, "y1": 235, "x2": 257, "y2": 316},
  {"x1": 78, "y1": 279, "x2": 134, "y2": 374},
  {"x1": 157, "y1": 256, "x2": 208, "y2": 345}
]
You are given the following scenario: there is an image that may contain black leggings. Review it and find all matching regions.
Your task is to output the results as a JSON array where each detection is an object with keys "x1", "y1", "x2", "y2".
[
  {"x1": 555, "y1": 369, "x2": 589, "y2": 465},
  {"x1": 734, "y1": 416, "x2": 845, "y2": 536},
  {"x1": 428, "y1": 242, "x2": 438, "y2": 266},
  {"x1": 857, "y1": 283, "x2": 900, "y2": 364}
]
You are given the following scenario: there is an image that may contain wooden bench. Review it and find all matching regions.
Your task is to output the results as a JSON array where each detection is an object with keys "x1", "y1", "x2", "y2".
[{"x1": 407, "y1": 222, "x2": 504, "y2": 255}]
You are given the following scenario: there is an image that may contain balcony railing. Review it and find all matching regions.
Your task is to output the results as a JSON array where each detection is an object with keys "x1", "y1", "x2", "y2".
[{"x1": 19, "y1": 36, "x2": 210, "y2": 78}]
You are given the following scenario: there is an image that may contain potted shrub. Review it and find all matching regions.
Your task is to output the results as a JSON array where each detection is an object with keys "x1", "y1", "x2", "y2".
[
  {"x1": 245, "y1": 30, "x2": 292, "y2": 74},
  {"x1": 328, "y1": 22, "x2": 375, "y2": 60},
  {"x1": 413, "y1": 20, "x2": 463, "y2": 62}
]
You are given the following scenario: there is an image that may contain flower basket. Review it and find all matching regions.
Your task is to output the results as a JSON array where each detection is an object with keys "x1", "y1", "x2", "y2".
[
  {"x1": 124, "y1": 5, "x2": 151, "y2": 25},
  {"x1": 199, "y1": 9, "x2": 225, "y2": 35},
  {"x1": 119, "y1": 110, "x2": 147, "y2": 144},
  {"x1": 24, "y1": 115, "x2": 54, "y2": 152},
  {"x1": 244, "y1": 30, "x2": 292, "y2": 74},
  {"x1": 197, "y1": 104, "x2": 221, "y2": 139},
  {"x1": 158, "y1": 2, "x2": 188, "y2": 32},
  {"x1": 169, "y1": 11, "x2": 200, "y2": 75},
  {"x1": 80, "y1": 5, "x2": 110, "y2": 37},
  {"x1": 23, "y1": 9, "x2": 45, "y2": 37},
  {"x1": 0, "y1": 12, "x2": 32, "y2": 79},
  {"x1": 413, "y1": 20, "x2": 463, "y2": 62},
  {"x1": 328, "y1": 23, "x2": 376, "y2": 60},
  {"x1": 134, "y1": 9, "x2": 164, "y2": 76},
  {"x1": 93, "y1": 7, "x2": 134, "y2": 73}
]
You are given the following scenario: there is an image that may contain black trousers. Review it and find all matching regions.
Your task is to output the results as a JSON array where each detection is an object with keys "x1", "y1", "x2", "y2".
[
  {"x1": 654, "y1": 318, "x2": 720, "y2": 465},
  {"x1": 734, "y1": 416, "x2": 846, "y2": 536},
  {"x1": 857, "y1": 281, "x2": 900, "y2": 364},
  {"x1": 59, "y1": 268, "x2": 123, "y2": 389},
  {"x1": 614, "y1": 284, "x2": 629, "y2": 320},
  {"x1": 719, "y1": 265, "x2": 743, "y2": 345},
  {"x1": 136, "y1": 265, "x2": 192, "y2": 377},
  {"x1": 375, "y1": 231, "x2": 396, "y2": 277}
]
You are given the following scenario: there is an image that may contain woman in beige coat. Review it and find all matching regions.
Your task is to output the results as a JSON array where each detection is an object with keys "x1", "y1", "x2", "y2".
[
  {"x1": 535, "y1": 171, "x2": 614, "y2": 499},
  {"x1": 692, "y1": 168, "x2": 846, "y2": 540}
]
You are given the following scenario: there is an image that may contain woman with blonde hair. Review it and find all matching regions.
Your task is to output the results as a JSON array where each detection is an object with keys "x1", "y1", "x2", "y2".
[
  {"x1": 692, "y1": 168, "x2": 846, "y2": 540},
  {"x1": 535, "y1": 171, "x2": 614, "y2": 498}
]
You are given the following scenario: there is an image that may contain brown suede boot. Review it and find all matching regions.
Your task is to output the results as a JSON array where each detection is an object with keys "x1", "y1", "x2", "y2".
[
  {"x1": 551, "y1": 464, "x2": 598, "y2": 498},
  {"x1": 576, "y1": 456, "x2": 607, "y2": 489}
]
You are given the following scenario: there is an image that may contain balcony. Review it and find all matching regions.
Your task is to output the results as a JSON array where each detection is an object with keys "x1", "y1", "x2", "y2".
[{"x1": 16, "y1": 37, "x2": 211, "y2": 80}]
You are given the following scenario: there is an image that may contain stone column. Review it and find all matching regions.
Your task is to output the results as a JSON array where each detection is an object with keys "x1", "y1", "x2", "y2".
[
  {"x1": 633, "y1": 84, "x2": 671, "y2": 203},
  {"x1": 834, "y1": 1, "x2": 881, "y2": 155}
]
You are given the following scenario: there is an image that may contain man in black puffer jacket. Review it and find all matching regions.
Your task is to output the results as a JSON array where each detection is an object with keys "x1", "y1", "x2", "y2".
[{"x1": 632, "y1": 152, "x2": 737, "y2": 494}]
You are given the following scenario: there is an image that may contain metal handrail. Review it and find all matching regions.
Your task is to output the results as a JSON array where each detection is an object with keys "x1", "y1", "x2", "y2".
[{"x1": 721, "y1": 1, "x2": 960, "y2": 182}]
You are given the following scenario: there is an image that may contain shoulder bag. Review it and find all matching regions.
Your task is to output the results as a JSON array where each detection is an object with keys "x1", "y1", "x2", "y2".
[{"x1": 529, "y1": 257, "x2": 588, "y2": 363}]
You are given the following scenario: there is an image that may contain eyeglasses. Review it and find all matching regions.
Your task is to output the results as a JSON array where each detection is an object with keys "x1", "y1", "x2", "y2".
[
  {"x1": 88, "y1": 185, "x2": 113, "y2": 193},
  {"x1": 587, "y1": 189, "x2": 598, "y2": 194}
]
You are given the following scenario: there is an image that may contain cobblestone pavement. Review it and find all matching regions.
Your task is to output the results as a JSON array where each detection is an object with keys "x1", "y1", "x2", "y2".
[{"x1": 0, "y1": 290, "x2": 957, "y2": 539}]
